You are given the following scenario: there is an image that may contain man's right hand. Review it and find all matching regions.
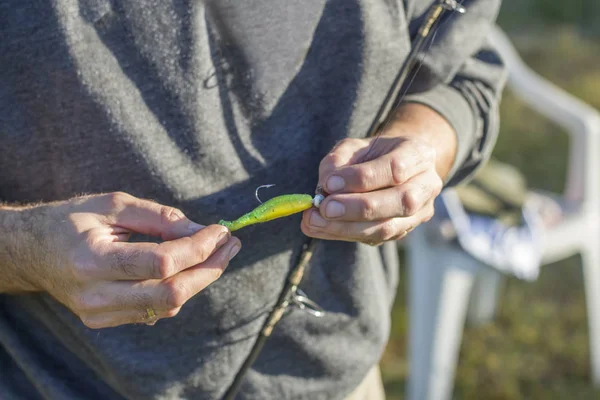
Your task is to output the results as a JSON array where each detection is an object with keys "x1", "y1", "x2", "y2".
[{"x1": 0, "y1": 192, "x2": 241, "y2": 329}]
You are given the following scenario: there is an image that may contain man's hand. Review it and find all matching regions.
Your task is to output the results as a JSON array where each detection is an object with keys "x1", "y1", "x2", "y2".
[
  {"x1": 0, "y1": 192, "x2": 241, "y2": 329},
  {"x1": 301, "y1": 103, "x2": 457, "y2": 246}
]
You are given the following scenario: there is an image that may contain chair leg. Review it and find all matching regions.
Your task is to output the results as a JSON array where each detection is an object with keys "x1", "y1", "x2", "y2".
[
  {"x1": 467, "y1": 267, "x2": 505, "y2": 326},
  {"x1": 582, "y1": 240, "x2": 600, "y2": 386},
  {"x1": 406, "y1": 225, "x2": 480, "y2": 400}
]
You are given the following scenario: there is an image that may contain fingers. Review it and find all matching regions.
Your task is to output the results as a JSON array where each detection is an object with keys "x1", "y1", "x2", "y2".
[
  {"x1": 301, "y1": 202, "x2": 434, "y2": 244},
  {"x1": 77, "y1": 287, "x2": 182, "y2": 329},
  {"x1": 317, "y1": 170, "x2": 442, "y2": 222},
  {"x1": 96, "y1": 192, "x2": 204, "y2": 241},
  {"x1": 309, "y1": 136, "x2": 441, "y2": 245},
  {"x1": 164, "y1": 235, "x2": 241, "y2": 305},
  {"x1": 75, "y1": 236, "x2": 241, "y2": 328},
  {"x1": 79, "y1": 307, "x2": 181, "y2": 329},
  {"x1": 85, "y1": 224, "x2": 232, "y2": 281},
  {"x1": 319, "y1": 138, "x2": 436, "y2": 194}
]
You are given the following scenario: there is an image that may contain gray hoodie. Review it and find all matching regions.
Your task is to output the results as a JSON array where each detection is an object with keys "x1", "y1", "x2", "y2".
[{"x1": 0, "y1": 1, "x2": 506, "y2": 399}]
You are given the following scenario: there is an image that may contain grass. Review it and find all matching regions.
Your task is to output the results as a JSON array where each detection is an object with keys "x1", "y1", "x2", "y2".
[{"x1": 379, "y1": 22, "x2": 600, "y2": 400}]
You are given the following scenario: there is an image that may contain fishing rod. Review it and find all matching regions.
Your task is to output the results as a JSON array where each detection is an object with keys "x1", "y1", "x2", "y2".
[{"x1": 221, "y1": 2, "x2": 467, "y2": 399}]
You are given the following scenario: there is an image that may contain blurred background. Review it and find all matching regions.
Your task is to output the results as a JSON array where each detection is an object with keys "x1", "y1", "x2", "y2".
[{"x1": 380, "y1": 0, "x2": 600, "y2": 399}]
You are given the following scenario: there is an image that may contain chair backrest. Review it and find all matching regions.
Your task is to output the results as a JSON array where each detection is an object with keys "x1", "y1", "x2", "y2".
[{"x1": 489, "y1": 26, "x2": 600, "y2": 212}]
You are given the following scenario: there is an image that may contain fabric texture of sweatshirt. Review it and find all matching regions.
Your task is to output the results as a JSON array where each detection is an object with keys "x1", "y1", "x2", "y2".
[{"x1": 0, "y1": 1, "x2": 507, "y2": 399}]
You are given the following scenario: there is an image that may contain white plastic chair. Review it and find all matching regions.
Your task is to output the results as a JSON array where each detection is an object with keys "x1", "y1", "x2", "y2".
[{"x1": 404, "y1": 26, "x2": 600, "y2": 400}]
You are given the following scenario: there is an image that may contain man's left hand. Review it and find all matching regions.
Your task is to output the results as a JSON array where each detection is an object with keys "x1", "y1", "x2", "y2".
[{"x1": 301, "y1": 103, "x2": 456, "y2": 246}]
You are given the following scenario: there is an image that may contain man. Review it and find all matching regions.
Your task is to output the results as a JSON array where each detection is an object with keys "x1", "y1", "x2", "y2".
[{"x1": 0, "y1": 0, "x2": 506, "y2": 399}]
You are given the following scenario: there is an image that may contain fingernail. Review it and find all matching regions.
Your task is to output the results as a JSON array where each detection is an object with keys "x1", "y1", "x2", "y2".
[
  {"x1": 188, "y1": 222, "x2": 205, "y2": 234},
  {"x1": 325, "y1": 201, "x2": 345, "y2": 218},
  {"x1": 309, "y1": 211, "x2": 328, "y2": 228},
  {"x1": 326, "y1": 176, "x2": 345, "y2": 192},
  {"x1": 228, "y1": 244, "x2": 240, "y2": 260},
  {"x1": 217, "y1": 230, "x2": 230, "y2": 247}
]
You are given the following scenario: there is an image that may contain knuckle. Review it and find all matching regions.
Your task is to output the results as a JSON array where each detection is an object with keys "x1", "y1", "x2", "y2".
[
  {"x1": 360, "y1": 197, "x2": 377, "y2": 221},
  {"x1": 153, "y1": 251, "x2": 176, "y2": 279},
  {"x1": 423, "y1": 145, "x2": 437, "y2": 161},
  {"x1": 378, "y1": 219, "x2": 398, "y2": 242},
  {"x1": 432, "y1": 175, "x2": 444, "y2": 196},
  {"x1": 191, "y1": 237, "x2": 211, "y2": 263},
  {"x1": 401, "y1": 189, "x2": 421, "y2": 217},
  {"x1": 320, "y1": 152, "x2": 339, "y2": 167},
  {"x1": 69, "y1": 252, "x2": 98, "y2": 282},
  {"x1": 355, "y1": 167, "x2": 374, "y2": 188},
  {"x1": 70, "y1": 292, "x2": 88, "y2": 312},
  {"x1": 160, "y1": 206, "x2": 186, "y2": 224},
  {"x1": 104, "y1": 191, "x2": 131, "y2": 210},
  {"x1": 301, "y1": 220, "x2": 317, "y2": 238},
  {"x1": 338, "y1": 137, "x2": 358, "y2": 149},
  {"x1": 162, "y1": 280, "x2": 189, "y2": 309},
  {"x1": 425, "y1": 207, "x2": 435, "y2": 222},
  {"x1": 412, "y1": 138, "x2": 429, "y2": 152},
  {"x1": 83, "y1": 229, "x2": 107, "y2": 248},
  {"x1": 390, "y1": 156, "x2": 407, "y2": 185},
  {"x1": 407, "y1": 137, "x2": 422, "y2": 149},
  {"x1": 80, "y1": 315, "x2": 104, "y2": 330},
  {"x1": 71, "y1": 262, "x2": 93, "y2": 282},
  {"x1": 326, "y1": 222, "x2": 343, "y2": 237},
  {"x1": 163, "y1": 307, "x2": 182, "y2": 319},
  {"x1": 73, "y1": 291, "x2": 107, "y2": 313},
  {"x1": 320, "y1": 152, "x2": 344, "y2": 173},
  {"x1": 206, "y1": 267, "x2": 224, "y2": 283},
  {"x1": 111, "y1": 248, "x2": 143, "y2": 278}
]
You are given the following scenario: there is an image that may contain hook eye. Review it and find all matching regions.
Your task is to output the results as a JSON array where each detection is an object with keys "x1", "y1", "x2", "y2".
[{"x1": 291, "y1": 288, "x2": 325, "y2": 317}]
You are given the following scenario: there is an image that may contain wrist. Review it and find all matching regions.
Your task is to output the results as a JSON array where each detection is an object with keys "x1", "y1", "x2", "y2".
[
  {"x1": 383, "y1": 102, "x2": 458, "y2": 181},
  {"x1": 0, "y1": 205, "x2": 48, "y2": 293}
]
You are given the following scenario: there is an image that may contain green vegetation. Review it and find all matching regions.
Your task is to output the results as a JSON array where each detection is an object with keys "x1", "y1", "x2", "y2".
[{"x1": 380, "y1": 2, "x2": 600, "y2": 398}]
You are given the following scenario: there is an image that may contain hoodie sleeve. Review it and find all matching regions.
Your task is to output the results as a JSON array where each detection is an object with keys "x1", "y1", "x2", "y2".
[{"x1": 400, "y1": 0, "x2": 509, "y2": 186}]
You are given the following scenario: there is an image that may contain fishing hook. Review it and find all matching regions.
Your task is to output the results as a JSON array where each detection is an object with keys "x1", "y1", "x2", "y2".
[{"x1": 255, "y1": 184, "x2": 276, "y2": 204}]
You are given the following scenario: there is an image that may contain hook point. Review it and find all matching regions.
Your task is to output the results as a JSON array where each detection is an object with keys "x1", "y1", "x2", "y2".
[{"x1": 255, "y1": 184, "x2": 276, "y2": 203}]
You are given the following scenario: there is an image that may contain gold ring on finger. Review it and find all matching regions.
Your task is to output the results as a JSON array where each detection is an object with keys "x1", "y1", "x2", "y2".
[{"x1": 145, "y1": 307, "x2": 156, "y2": 320}]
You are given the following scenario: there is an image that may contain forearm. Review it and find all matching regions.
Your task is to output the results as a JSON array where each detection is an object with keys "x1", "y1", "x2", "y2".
[{"x1": 0, "y1": 205, "x2": 46, "y2": 293}]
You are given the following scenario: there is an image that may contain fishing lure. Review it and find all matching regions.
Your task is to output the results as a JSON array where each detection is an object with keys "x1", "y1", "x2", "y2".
[{"x1": 218, "y1": 185, "x2": 325, "y2": 232}]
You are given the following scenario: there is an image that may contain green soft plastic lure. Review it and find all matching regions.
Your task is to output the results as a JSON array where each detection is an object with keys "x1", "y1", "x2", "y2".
[{"x1": 218, "y1": 187, "x2": 325, "y2": 232}]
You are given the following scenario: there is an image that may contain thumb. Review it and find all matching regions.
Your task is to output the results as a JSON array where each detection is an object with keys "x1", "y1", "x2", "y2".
[
  {"x1": 318, "y1": 138, "x2": 370, "y2": 193},
  {"x1": 103, "y1": 192, "x2": 204, "y2": 241}
]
